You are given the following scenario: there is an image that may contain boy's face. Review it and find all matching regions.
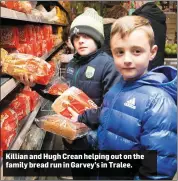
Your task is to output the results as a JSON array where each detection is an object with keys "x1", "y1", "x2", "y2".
[
  {"x1": 111, "y1": 29, "x2": 157, "y2": 81},
  {"x1": 73, "y1": 33, "x2": 97, "y2": 56}
]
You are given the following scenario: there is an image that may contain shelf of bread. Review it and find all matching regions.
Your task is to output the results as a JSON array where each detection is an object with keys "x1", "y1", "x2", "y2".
[
  {"x1": 10, "y1": 97, "x2": 43, "y2": 150},
  {"x1": 41, "y1": 41, "x2": 64, "y2": 60},
  {"x1": 0, "y1": 40, "x2": 64, "y2": 101},
  {"x1": 1, "y1": 7, "x2": 68, "y2": 26},
  {"x1": 0, "y1": 78, "x2": 20, "y2": 101},
  {"x1": 0, "y1": 97, "x2": 43, "y2": 180}
]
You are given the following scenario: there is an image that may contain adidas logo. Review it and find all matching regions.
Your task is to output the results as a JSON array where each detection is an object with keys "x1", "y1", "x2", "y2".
[{"x1": 124, "y1": 98, "x2": 136, "y2": 109}]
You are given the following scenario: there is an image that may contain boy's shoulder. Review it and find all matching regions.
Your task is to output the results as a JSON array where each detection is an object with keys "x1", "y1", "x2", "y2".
[
  {"x1": 108, "y1": 77, "x2": 175, "y2": 101},
  {"x1": 94, "y1": 51, "x2": 114, "y2": 63}
]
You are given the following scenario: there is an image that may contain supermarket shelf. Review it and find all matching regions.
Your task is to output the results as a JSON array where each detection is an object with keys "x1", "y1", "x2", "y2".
[
  {"x1": 0, "y1": 42, "x2": 64, "y2": 101},
  {"x1": 41, "y1": 41, "x2": 64, "y2": 60},
  {"x1": 0, "y1": 99, "x2": 43, "y2": 180},
  {"x1": 0, "y1": 77, "x2": 19, "y2": 101},
  {"x1": 57, "y1": 1, "x2": 69, "y2": 14},
  {"x1": 164, "y1": 12, "x2": 177, "y2": 15},
  {"x1": 1, "y1": 7, "x2": 68, "y2": 26},
  {"x1": 164, "y1": 58, "x2": 177, "y2": 61},
  {"x1": 10, "y1": 98, "x2": 43, "y2": 150}
]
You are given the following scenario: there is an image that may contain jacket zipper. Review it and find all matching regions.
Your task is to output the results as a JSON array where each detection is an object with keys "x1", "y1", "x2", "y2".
[{"x1": 73, "y1": 68, "x2": 80, "y2": 87}]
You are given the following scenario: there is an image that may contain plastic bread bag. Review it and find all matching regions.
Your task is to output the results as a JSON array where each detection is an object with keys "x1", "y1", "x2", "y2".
[
  {"x1": 35, "y1": 114, "x2": 89, "y2": 140},
  {"x1": 1, "y1": 53, "x2": 53, "y2": 85},
  {"x1": 42, "y1": 76, "x2": 69, "y2": 96},
  {"x1": 52, "y1": 86, "x2": 97, "y2": 119}
]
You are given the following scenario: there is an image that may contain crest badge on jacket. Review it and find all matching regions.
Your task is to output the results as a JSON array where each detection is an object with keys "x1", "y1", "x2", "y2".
[{"x1": 85, "y1": 66, "x2": 95, "y2": 79}]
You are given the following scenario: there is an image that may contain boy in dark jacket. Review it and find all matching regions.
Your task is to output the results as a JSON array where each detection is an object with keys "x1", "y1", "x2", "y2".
[
  {"x1": 63, "y1": 7, "x2": 120, "y2": 148},
  {"x1": 96, "y1": 16, "x2": 176, "y2": 180},
  {"x1": 132, "y1": 1, "x2": 167, "y2": 70},
  {"x1": 18, "y1": 8, "x2": 120, "y2": 180},
  {"x1": 63, "y1": 8, "x2": 120, "y2": 179}
]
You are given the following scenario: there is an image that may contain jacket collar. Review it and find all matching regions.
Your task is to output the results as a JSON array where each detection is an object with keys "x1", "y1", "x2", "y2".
[{"x1": 72, "y1": 49, "x2": 102, "y2": 65}]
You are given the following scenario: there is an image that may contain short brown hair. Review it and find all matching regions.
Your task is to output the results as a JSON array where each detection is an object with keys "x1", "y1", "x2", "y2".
[{"x1": 111, "y1": 16, "x2": 155, "y2": 47}]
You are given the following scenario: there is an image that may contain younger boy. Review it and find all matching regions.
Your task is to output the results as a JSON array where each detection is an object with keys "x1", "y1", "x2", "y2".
[
  {"x1": 96, "y1": 16, "x2": 177, "y2": 179},
  {"x1": 70, "y1": 15, "x2": 177, "y2": 179}
]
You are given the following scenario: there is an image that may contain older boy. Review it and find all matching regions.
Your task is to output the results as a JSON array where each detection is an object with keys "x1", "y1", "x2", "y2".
[
  {"x1": 59, "y1": 8, "x2": 120, "y2": 180},
  {"x1": 96, "y1": 16, "x2": 177, "y2": 179}
]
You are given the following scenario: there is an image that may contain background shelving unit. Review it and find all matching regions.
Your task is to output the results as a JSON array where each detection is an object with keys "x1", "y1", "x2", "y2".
[
  {"x1": 0, "y1": 1, "x2": 70, "y2": 180},
  {"x1": 1, "y1": 7, "x2": 68, "y2": 26}
]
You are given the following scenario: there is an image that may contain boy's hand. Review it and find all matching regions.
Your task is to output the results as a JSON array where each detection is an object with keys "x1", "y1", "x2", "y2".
[
  {"x1": 68, "y1": 107, "x2": 79, "y2": 122},
  {"x1": 19, "y1": 73, "x2": 36, "y2": 87},
  {"x1": 59, "y1": 54, "x2": 72, "y2": 63},
  {"x1": 66, "y1": 38, "x2": 74, "y2": 52}
]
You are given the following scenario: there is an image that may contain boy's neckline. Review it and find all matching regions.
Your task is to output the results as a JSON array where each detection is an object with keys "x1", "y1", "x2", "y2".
[{"x1": 73, "y1": 49, "x2": 101, "y2": 64}]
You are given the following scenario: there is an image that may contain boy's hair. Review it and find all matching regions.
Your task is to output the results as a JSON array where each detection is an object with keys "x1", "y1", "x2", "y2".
[{"x1": 111, "y1": 16, "x2": 155, "y2": 47}]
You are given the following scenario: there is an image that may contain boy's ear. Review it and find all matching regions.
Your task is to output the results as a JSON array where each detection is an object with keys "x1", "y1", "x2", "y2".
[{"x1": 150, "y1": 45, "x2": 158, "y2": 61}]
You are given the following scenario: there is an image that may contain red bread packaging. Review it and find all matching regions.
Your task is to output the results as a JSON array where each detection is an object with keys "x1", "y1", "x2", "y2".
[
  {"x1": 21, "y1": 88, "x2": 40, "y2": 111},
  {"x1": 16, "y1": 44, "x2": 26, "y2": 53},
  {"x1": 35, "y1": 114, "x2": 89, "y2": 140},
  {"x1": 0, "y1": 108, "x2": 18, "y2": 133},
  {"x1": 0, "y1": 1, "x2": 14, "y2": 9},
  {"x1": 0, "y1": 108, "x2": 18, "y2": 156},
  {"x1": 43, "y1": 76, "x2": 69, "y2": 96},
  {"x1": 9, "y1": 93, "x2": 31, "y2": 121},
  {"x1": 35, "y1": 40, "x2": 42, "y2": 57},
  {"x1": 2, "y1": 53, "x2": 53, "y2": 85},
  {"x1": 48, "y1": 83, "x2": 69, "y2": 96},
  {"x1": 52, "y1": 87, "x2": 97, "y2": 119},
  {"x1": 13, "y1": 1, "x2": 32, "y2": 13},
  {"x1": 0, "y1": 26, "x2": 19, "y2": 49},
  {"x1": 19, "y1": 26, "x2": 30, "y2": 44},
  {"x1": 48, "y1": 60, "x2": 56, "y2": 78},
  {"x1": 25, "y1": 44, "x2": 34, "y2": 55},
  {"x1": 41, "y1": 40, "x2": 48, "y2": 55}
]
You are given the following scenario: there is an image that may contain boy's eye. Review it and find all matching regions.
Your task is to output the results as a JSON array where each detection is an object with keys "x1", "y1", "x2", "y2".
[
  {"x1": 82, "y1": 34, "x2": 89, "y2": 38},
  {"x1": 116, "y1": 50, "x2": 124, "y2": 56},
  {"x1": 133, "y1": 49, "x2": 141, "y2": 55},
  {"x1": 74, "y1": 35, "x2": 79, "y2": 40}
]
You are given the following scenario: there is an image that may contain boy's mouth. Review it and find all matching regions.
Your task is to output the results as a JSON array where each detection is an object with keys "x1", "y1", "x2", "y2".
[
  {"x1": 123, "y1": 67, "x2": 135, "y2": 70},
  {"x1": 79, "y1": 47, "x2": 87, "y2": 50}
]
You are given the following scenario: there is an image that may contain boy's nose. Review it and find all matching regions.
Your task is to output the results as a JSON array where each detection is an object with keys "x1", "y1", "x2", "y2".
[
  {"x1": 123, "y1": 53, "x2": 132, "y2": 64},
  {"x1": 78, "y1": 37, "x2": 84, "y2": 44}
]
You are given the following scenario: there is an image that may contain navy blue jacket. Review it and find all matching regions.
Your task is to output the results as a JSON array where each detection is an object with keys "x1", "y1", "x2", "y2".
[
  {"x1": 98, "y1": 66, "x2": 177, "y2": 179},
  {"x1": 65, "y1": 49, "x2": 120, "y2": 129}
]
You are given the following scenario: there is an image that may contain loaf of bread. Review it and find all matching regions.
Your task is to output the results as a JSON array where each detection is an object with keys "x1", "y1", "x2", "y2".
[
  {"x1": 52, "y1": 86, "x2": 97, "y2": 119},
  {"x1": 35, "y1": 114, "x2": 89, "y2": 140}
]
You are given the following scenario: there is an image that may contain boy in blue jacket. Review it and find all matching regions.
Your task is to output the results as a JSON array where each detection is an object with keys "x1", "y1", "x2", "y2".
[
  {"x1": 71, "y1": 15, "x2": 177, "y2": 179},
  {"x1": 97, "y1": 16, "x2": 177, "y2": 180}
]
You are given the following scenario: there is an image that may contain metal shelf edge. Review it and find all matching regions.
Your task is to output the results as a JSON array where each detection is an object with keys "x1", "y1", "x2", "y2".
[
  {"x1": 1, "y1": 7, "x2": 67, "y2": 26},
  {"x1": 0, "y1": 78, "x2": 19, "y2": 101},
  {"x1": 164, "y1": 58, "x2": 177, "y2": 61}
]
